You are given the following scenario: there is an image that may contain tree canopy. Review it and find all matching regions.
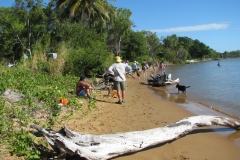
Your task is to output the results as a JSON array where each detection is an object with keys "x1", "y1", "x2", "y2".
[{"x1": 1, "y1": 0, "x2": 239, "y2": 76}]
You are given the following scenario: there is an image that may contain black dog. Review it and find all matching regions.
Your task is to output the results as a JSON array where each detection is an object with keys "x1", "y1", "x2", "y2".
[{"x1": 176, "y1": 83, "x2": 191, "y2": 94}]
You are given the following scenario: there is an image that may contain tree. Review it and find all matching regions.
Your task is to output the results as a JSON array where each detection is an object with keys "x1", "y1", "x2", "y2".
[
  {"x1": 176, "y1": 47, "x2": 188, "y2": 62},
  {"x1": 189, "y1": 40, "x2": 211, "y2": 59},
  {"x1": 106, "y1": 8, "x2": 132, "y2": 56},
  {"x1": 162, "y1": 48, "x2": 177, "y2": 63},
  {"x1": 50, "y1": 0, "x2": 117, "y2": 28},
  {"x1": 0, "y1": 7, "x2": 22, "y2": 61},
  {"x1": 163, "y1": 34, "x2": 179, "y2": 52},
  {"x1": 141, "y1": 30, "x2": 162, "y2": 62},
  {"x1": 208, "y1": 49, "x2": 219, "y2": 59},
  {"x1": 50, "y1": 22, "x2": 112, "y2": 76},
  {"x1": 122, "y1": 31, "x2": 148, "y2": 61},
  {"x1": 228, "y1": 50, "x2": 240, "y2": 58},
  {"x1": 178, "y1": 36, "x2": 193, "y2": 51},
  {"x1": 1, "y1": 0, "x2": 50, "y2": 58}
]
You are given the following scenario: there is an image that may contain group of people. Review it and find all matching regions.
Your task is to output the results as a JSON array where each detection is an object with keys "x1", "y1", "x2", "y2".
[
  {"x1": 75, "y1": 56, "x2": 165, "y2": 105},
  {"x1": 130, "y1": 61, "x2": 149, "y2": 80},
  {"x1": 75, "y1": 56, "x2": 127, "y2": 105},
  {"x1": 152, "y1": 61, "x2": 165, "y2": 73}
]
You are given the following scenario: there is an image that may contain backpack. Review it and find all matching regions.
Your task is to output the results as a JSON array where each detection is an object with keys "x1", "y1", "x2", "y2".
[{"x1": 132, "y1": 63, "x2": 137, "y2": 69}]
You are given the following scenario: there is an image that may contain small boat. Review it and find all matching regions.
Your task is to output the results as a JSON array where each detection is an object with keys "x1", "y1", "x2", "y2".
[
  {"x1": 164, "y1": 73, "x2": 179, "y2": 85},
  {"x1": 147, "y1": 73, "x2": 179, "y2": 86},
  {"x1": 165, "y1": 78, "x2": 180, "y2": 85}
]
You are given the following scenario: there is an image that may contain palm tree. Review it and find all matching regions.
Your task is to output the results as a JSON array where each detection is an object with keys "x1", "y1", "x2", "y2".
[{"x1": 50, "y1": 0, "x2": 117, "y2": 28}]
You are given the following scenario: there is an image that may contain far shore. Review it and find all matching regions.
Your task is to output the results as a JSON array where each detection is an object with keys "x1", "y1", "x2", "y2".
[{"x1": 186, "y1": 59, "x2": 199, "y2": 63}]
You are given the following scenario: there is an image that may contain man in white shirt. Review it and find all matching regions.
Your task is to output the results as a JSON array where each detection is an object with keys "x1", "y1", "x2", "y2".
[{"x1": 109, "y1": 56, "x2": 127, "y2": 104}]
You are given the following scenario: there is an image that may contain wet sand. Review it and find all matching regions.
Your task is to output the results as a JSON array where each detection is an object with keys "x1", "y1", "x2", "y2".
[{"x1": 58, "y1": 69, "x2": 240, "y2": 160}]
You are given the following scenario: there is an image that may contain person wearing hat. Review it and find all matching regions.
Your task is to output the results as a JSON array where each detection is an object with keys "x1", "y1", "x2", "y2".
[
  {"x1": 109, "y1": 56, "x2": 127, "y2": 104},
  {"x1": 76, "y1": 75, "x2": 94, "y2": 99},
  {"x1": 131, "y1": 61, "x2": 138, "y2": 76}
]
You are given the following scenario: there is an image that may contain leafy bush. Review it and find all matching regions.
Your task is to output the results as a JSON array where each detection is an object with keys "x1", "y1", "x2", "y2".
[
  {"x1": 0, "y1": 66, "x2": 96, "y2": 159},
  {"x1": 64, "y1": 42, "x2": 112, "y2": 77},
  {"x1": 162, "y1": 48, "x2": 178, "y2": 64}
]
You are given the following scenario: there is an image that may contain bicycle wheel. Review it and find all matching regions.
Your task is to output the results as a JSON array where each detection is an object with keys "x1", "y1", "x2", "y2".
[{"x1": 92, "y1": 79, "x2": 106, "y2": 90}]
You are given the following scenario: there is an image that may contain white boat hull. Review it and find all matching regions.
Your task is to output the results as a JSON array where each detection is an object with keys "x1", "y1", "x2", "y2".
[{"x1": 165, "y1": 78, "x2": 180, "y2": 85}]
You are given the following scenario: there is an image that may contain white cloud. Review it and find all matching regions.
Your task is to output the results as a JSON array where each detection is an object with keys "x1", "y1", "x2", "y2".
[{"x1": 150, "y1": 23, "x2": 229, "y2": 33}]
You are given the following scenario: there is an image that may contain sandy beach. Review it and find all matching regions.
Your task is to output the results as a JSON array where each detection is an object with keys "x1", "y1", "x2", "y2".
[{"x1": 56, "y1": 69, "x2": 240, "y2": 160}]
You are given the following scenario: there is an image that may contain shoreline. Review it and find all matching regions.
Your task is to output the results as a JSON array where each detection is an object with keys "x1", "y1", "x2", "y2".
[
  {"x1": 151, "y1": 83, "x2": 240, "y2": 121},
  {"x1": 49, "y1": 69, "x2": 240, "y2": 159},
  {"x1": 149, "y1": 85, "x2": 240, "y2": 148},
  {"x1": 164, "y1": 59, "x2": 240, "y2": 121}
]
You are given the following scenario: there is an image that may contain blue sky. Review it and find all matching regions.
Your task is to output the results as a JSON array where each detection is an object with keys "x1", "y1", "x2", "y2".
[{"x1": 1, "y1": 0, "x2": 240, "y2": 53}]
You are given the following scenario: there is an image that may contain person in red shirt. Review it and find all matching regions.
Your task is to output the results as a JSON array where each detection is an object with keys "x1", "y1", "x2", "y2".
[{"x1": 76, "y1": 76, "x2": 94, "y2": 99}]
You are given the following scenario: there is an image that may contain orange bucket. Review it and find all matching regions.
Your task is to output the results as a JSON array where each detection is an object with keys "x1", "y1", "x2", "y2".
[{"x1": 60, "y1": 98, "x2": 69, "y2": 104}]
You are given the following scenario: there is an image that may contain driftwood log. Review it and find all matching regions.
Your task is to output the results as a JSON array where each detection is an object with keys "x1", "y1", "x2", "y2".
[{"x1": 30, "y1": 115, "x2": 240, "y2": 160}]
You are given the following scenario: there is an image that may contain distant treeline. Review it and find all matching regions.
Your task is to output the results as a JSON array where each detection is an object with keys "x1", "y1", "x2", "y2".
[{"x1": 0, "y1": 0, "x2": 239, "y2": 76}]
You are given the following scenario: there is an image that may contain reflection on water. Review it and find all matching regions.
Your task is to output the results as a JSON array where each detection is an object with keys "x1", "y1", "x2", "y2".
[
  {"x1": 150, "y1": 87, "x2": 187, "y2": 104},
  {"x1": 227, "y1": 130, "x2": 240, "y2": 141},
  {"x1": 175, "y1": 94, "x2": 187, "y2": 103}
]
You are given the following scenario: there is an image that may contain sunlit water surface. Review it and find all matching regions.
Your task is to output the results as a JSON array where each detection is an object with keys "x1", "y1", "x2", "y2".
[{"x1": 161, "y1": 58, "x2": 240, "y2": 119}]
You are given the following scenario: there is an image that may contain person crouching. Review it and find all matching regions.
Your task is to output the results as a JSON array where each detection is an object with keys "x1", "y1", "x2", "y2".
[{"x1": 76, "y1": 76, "x2": 94, "y2": 99}]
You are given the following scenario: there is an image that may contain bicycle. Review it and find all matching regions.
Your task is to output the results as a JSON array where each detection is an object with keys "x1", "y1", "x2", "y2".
[{"x1": 92, "y1": 72, "x2": 114, "y2": 95}]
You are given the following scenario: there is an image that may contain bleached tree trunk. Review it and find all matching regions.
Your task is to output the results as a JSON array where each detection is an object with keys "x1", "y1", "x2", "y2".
[{"x1": 30, "y1": 115, "x2": 240, "y2": 160}]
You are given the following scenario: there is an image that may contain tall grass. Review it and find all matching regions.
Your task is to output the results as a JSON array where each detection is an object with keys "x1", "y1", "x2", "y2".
[
  {"x1": 16, "y1": 42, "x2": 70, "y2": 75},
  {"x1": 47, "y1": 42, "x2": 69, "y2": 75}
]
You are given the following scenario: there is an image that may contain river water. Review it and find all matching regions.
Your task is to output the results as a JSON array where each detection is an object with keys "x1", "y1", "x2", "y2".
[{"x1": 156, "y1": 58, "x2": 240, "y2": 120}]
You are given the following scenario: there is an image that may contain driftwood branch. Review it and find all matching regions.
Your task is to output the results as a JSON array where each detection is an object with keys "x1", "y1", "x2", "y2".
[{"x1": 30, "y1": 115, "x2": 240, "y2": 160}]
